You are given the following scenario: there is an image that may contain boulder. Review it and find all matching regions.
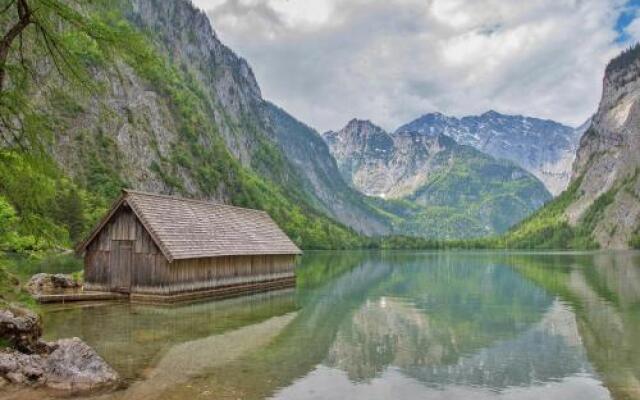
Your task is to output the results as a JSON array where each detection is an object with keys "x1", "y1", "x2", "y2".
[
  {"x1": 0, "y1": 302, "x2": 118, "y2": 394},
  {"x1": 0, "y1": 338, "x2": 119, "y2": 393},
  {"x1": 0, "y1": 303, "x2": 42, "y2": 353},
  {"x1": 0, "y1": 350, "x2": 45, "y2": 385},
  {"x1": 25, "y1": 273, "x2": 81, "y2": 295},
  {"x1": 44, "y1": 337, "x2": 119, "y2": 392}
]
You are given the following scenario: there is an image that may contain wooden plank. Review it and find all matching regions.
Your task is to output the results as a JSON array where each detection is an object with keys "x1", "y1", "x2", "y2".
[
  {"x1": 129, "y1": 276, "x2": 296, "y2": 304},
  {"x1": 107, "y1": 240, "x2": 132, "y2": 293},
  {"x1": 35, "y1": 292, "x2": 129, "y2": 304},
  {"x1": 128, "y1": 211, "x2": 137, "y2": 240}
]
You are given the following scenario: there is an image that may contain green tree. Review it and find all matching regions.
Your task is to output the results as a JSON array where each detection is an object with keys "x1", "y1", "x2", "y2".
[
  {"x1": 54, "y1": 186, "x2": 85, "y2": 243},
  {"x1": 0, "y1": 194, "x2": 40, "y2": 253},
  {"x1": 0, "y1": 195, "x2": 18, "y2": 246},
  {"x1": 0, "y1": 0, "x2": 124, "y2": 150}
]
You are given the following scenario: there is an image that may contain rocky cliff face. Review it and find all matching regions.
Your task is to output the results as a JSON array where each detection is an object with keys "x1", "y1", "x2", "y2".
[
  {"x1": 33, "y1": 0, "x2": 394, "y2": 241},
  {"x1": 126, "y1": 0, "x2": 393, "y2": 234},
  {"x1": 264, "y1": 105, "x2": 390, "y2": 234},
  {"x1": 323, "y1": 120, "x2": 396, "y2": 197},
  {"x1": 127, "y1": 0, "x2": 263, "y2": 165},
  {"x1": 564, "y1": 46, "x2": 640, "y2": 249},
  {"x1": 397, "y1": 111, "x2": 583, "y2": 195},
  {"x1": 323, "y1": 120, "x2": 551, "y2": 236},
  {"x1": 49, "y1": 0, "x2": 268, "y2": 198}
]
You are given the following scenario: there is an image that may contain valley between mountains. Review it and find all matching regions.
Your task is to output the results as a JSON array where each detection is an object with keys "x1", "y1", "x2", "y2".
[{"x1": 1, "y1": 0, "x2": 639, "y2": 251}]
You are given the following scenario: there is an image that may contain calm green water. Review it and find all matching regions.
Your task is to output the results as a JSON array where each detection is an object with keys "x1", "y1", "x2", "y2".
[{"x1": 4, "y1": 251, "x2": 640, "y2": 400}]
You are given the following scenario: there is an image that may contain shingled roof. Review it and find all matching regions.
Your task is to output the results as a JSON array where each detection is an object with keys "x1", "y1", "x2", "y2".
[{"x1": 77, "y1": 189, "x2": 302, "y2": 261}]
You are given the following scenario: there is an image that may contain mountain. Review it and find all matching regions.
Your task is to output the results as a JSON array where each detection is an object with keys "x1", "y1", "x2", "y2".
[
  {"x1": 504, "y1": 45, "x2": 640, "y2": 249},
  {"x1": 322, "y1": 119, "x2": 397, "y2": 197},
  {"x1": 0, "y1": 0, "x2": 397, "y2": 251},
  {"x1": 6, "y1": 0, "x2": 548, "y2": 247},
  {"x1": 397, "y1": 111, "x2": 583, "y2": 195},
  {"x1": 566, "y1": 45, "x2": 640, "y2": 248},
  {"x1": 125, "y1": 0, "x2": 392, "y2": 232},
  {"x1": 322, "y1": 119, "x2": 552, "y2": 237},
  {"x1": 263, "y1": 103, "x2": 390, "y2": 234},
  {"x1": 1, "y1": 0, "x2": 597, "y2": 249}
]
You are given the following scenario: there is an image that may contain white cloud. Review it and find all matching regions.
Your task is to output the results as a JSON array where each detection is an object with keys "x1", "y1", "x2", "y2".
[
  {"x1": 193, "y1": 0, "x2": 634, "y2": 132},
  {"x1": 624, "y1": 8, "x2": 640, "y2": 41}
]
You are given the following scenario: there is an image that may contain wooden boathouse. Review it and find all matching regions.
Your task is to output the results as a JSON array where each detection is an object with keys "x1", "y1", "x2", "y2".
[{"x1": 75, "y1": 189, "x2": 302, "y2": 302}]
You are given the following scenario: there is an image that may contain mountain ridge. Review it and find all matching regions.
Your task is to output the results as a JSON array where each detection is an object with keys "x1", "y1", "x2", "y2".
[
  {"x1": 322, "y1": 119, "x2": 552, "y2": 237},
  {"x1": 396, "y1": 110, "x2": 584, "y2": 195},
  {"x1": 565, "y1": 44, "x2": 640, "y2": 248}
]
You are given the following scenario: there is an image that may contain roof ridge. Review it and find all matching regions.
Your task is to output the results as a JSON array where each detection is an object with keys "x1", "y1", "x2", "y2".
[{"x1": 123, "y1": 189, "x2": 269, "y2": 214}]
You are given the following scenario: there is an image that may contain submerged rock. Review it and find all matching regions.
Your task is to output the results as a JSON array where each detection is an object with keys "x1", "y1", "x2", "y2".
[{"x1": 25, "y1": 273, "x2": 81, "y2": 295}]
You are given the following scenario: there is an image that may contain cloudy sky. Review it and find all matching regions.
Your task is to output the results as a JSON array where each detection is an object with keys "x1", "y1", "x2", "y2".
[{"x1": 192, "y1": 0, "x2": 640, "y2": 132}]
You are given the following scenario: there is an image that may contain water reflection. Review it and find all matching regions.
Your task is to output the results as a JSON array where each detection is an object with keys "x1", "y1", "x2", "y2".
[
  {"x1": 507, "y1": 251, "x2": 640, "y2": 400},
  {"x1": 325, "y1": 259, "x2": 554, "y2": 385},
  {"x1": 41, "y1": 289, "x2": 298, "y2": 383},
  {"x1": 3, "y1": 251, "x2": 640, "y2": 400}
]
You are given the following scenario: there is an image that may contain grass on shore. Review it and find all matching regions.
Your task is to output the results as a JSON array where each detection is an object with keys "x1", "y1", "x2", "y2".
[
  {"x1": 0, "y1": 253, "x2": 83, "y2": 311},
  {"x1": 0, "y1": 265, "x2": 36, "y2": 310}
]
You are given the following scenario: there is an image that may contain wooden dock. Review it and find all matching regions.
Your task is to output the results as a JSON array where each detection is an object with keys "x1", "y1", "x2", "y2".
[
  {"x1": 34, "y1": 291, "x2": 129, "y2": 304},
  {"x1": 34, "y1": 276, "x2": 295, "y2": 305}
]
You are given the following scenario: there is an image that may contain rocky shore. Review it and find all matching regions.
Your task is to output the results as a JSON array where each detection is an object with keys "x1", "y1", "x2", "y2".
[
  {"x1": 0, "y1": 337, "x2": 119, "y2": 393},
  {"x1": 0, "y1": 274, "x2": 119, "y2": 394},
  {"x1": 25, "y1": 273, "x2": 81, "y2": 295}
]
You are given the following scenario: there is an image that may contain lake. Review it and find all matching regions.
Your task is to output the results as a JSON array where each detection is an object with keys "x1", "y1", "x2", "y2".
[{"x1": 2, "y1": 251, "x2": 640, "y2": 400}]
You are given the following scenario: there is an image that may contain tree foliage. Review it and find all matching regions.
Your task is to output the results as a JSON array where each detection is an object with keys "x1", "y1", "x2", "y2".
[
  {"x1": 605, "y1": 42, "x2": 640, "y2": 76},
  {"x1": 0, "y1": 150, "x2": 107, "y2": 251},
  {"x1": 0, "y1": 0, "x2": 130, "y2": 151}
]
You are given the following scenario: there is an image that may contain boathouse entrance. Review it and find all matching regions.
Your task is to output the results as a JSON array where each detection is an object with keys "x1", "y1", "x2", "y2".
[{"x1": 109, "y1": 240, "x2": 133, "y2": 293}]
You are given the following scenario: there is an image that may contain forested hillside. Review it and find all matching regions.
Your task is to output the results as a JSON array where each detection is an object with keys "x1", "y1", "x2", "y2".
[{"x1": 0, "y1": 0, "x2": 384, "y2": 252}]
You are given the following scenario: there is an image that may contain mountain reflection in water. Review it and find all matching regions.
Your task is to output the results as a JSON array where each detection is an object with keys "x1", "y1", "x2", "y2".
[{"x1": 2, "y1": 251, "x2": 639, "y2": 400}]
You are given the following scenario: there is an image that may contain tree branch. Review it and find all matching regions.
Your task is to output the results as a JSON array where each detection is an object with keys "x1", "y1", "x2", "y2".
[{"x1": 0, "y1": 0, "x2": 32, "y2": 91}]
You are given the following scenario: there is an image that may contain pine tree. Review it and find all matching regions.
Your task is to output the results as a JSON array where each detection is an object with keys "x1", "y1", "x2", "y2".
[{"x1": 55, "y1": 187, "x2": 85, "y2": 243}]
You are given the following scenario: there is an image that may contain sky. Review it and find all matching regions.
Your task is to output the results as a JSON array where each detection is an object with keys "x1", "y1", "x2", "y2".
[{"x1": 191, "y1": 0, "x2": 640, "y2": 132}]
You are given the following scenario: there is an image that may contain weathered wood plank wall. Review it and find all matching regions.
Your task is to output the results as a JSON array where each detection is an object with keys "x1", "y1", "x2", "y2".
[{"x1": 132, "y1": 254, "x2": 296, "y2": 295}]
